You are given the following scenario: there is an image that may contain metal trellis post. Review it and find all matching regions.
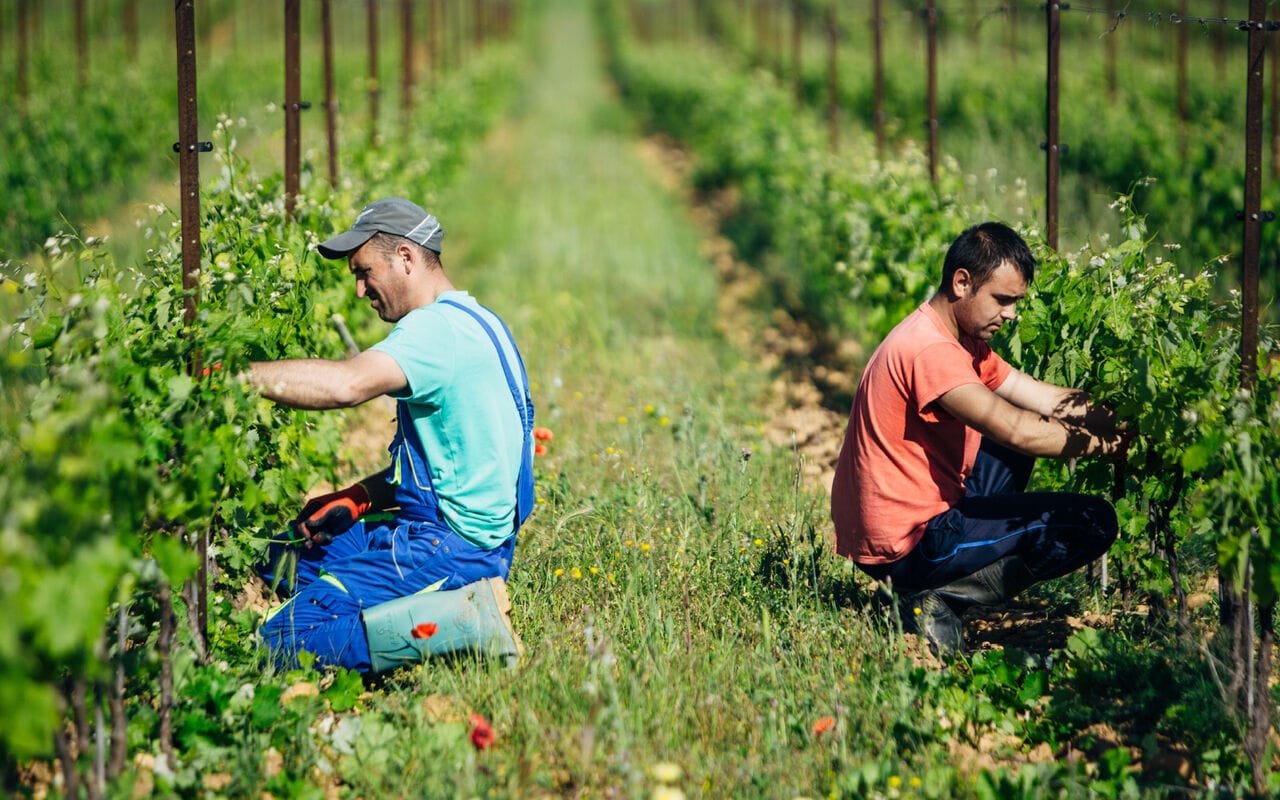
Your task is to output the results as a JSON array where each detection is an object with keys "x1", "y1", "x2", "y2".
[
  {"x1": 925, "y1": 0, "x2": 939, "y2": 184},
  {"x1": 872, "y1": 0, "x2": 885, "y2": 157},
  {"x1": 1045, "y1": 1, "x2": 1062, "y2": 251},
  {"x1": 401, "y1": 0, "x2": 414, "y2": 120},
  {"x1": 174, "y1": 0, "x2": 208, "y2": 645},
  {"x1": 1242, "y1": 0, "x2": 1264, "y2": 388},
  {"x1": 323, "y1": 0, "x2": 338, "y2": 186},
  {"x1": 284, "y1": 0, "x2": 301, "y2": 219},
  {"x1": 368, "y1": 0, "x2": 380, "y2": 144},
  {"x1": 827, "y1": 2, "x2": 839, "y2": 153}
]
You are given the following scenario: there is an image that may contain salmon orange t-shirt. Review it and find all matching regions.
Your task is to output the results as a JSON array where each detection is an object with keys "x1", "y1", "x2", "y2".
[{"x1": 830, "y1": 302, "x2": 1012, "y2": 564}]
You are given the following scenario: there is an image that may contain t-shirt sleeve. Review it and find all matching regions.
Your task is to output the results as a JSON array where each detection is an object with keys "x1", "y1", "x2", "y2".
[
  {"x1": 978, "y1": 345, "x2": 1013, "y2": 390},
  {"x1": 368, "y1": 309, "x2": 455, "y2": 405},
  {"x1": 911, "y1": 340, "x2": 992, "y2": 422}
]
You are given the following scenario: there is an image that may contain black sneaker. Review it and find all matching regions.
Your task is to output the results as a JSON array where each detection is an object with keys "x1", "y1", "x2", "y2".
[{"x1": 899, "y1": 590, "x2": 963, "y2": 656}]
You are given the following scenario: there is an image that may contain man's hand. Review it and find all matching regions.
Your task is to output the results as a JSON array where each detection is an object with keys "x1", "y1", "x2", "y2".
[
  {"x1": 1101, "y1": 420, "x2": 1138, "y2": 460},
  {"x1": 292, "y1": 483, "x2": 372, "y2": 547}
]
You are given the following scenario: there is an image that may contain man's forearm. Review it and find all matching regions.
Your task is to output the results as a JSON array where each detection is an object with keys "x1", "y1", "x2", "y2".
[
  {"x1": 249, "y1": 359, "x2": 363, "y2": 410},
  {"x1": 1050, "y1": 390, "x2": 1119, "y2": 430},
  {"x1": 1001, "y1": 412, "x2": 1124, "y2": 459},
  {"x1": 945, "y1": 380, "x2": 1130, "y2": 461}
]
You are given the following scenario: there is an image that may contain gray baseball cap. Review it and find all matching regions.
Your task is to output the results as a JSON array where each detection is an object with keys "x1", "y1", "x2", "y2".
[{"x1": 317, "y1": 197, "x2": 444, "y2": 259}]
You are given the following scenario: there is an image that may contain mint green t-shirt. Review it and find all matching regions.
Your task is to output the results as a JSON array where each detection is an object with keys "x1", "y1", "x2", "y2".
[{"x1": 369, "y1": 291, "x2": 527, "y2": 549}]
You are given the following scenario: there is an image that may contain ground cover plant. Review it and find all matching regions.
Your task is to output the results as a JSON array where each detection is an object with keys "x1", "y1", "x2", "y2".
[
  {"x1": 2, "y1": 1, "x2": 1279, "y2": 798},
  {"x1": 601, "y1": 0, "x2": 1280, "y2": 794},
  {"x1": 1, "y1": 23, "x2": 523, "y2": 795}
]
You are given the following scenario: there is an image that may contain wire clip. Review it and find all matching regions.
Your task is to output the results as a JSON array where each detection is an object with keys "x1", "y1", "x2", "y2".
[{"x1": 171, "y1": 141, "x2": 213, "y2": 153}]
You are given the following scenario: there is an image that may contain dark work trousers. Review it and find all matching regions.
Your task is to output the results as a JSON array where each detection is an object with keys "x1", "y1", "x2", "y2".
[{"x1": 861, "y1": 439, "x2": 1117, "y2": 592}]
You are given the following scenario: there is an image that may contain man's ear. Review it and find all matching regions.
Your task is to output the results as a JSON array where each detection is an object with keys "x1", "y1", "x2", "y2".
[
  {"x1": 950, "y1": 267, "x2": 973, "y2": 299},
  {"x1": 396, "y1": 242, "x2": 416, "y2": 273}
]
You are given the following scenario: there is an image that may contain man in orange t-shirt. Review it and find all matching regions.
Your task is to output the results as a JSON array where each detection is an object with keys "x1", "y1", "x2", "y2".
[{"x1": 830, "y1": 222, "x2": 1130, "y2": 655}]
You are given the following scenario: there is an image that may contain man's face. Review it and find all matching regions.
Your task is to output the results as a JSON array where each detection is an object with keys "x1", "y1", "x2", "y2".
[
  {"x1": 349, "y1": 241, "x2": 405, "y2": 322},
  {"x1": 954, "y1": 260, "x2": 1027, "y2": 341}
]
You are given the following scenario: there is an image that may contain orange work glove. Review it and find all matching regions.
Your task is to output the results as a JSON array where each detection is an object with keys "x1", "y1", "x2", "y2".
[{"x1": 292, "y1": 483, "x2": 372, "y2": 546}]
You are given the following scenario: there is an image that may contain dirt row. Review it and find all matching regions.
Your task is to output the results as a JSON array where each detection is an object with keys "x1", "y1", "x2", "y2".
[{"x1": 633, "y1": 134, "x2": 855, "y2": 494}]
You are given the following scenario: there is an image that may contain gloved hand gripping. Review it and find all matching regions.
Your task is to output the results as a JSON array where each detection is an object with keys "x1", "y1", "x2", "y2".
[{"x1": 292, "y1": 483, "x2": 372, "y2": 546}]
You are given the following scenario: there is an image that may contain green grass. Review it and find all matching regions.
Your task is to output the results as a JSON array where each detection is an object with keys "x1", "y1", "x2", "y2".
[
  {"x1": 211, "y1": 5, "x2": 1255, "y2": 798},
  {"x1": 7, "y1": 3, "x2": 1265, "y2": 797},
  {"x1": 292, "y1": 5, "x2": 939, "y2": 797}
]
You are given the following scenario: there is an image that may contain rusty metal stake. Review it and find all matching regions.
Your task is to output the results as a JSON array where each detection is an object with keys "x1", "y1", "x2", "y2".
[
  {"x1": 1008, "y1": 1, "x2": 1019, "y2": 63},
  {"x1": 872, "y1": 0, "x2": 885, "y2": 157},
  {"x1": 1242, "y1": 0, "x2": 1265, "y2": 388},
  {"x1": 1045, "y1": 1, "x2": 1062, "y2": 251},
  {"x1": 401, "y1": 0, "x2": 414, "y2": 120},
  {"x1": 827, "y1": 2, "x2": 839, "y2": 153},
  {"x1": 1105, "y1": 14, "x2": 1118, "y2": 99},
  {"x1": 368, "y1": 0, "x2": 380, "y2": 145},
  {"x1": 174, "y1": 0, "x2": 207, "y2": 646},
  {"x1": 323, "y1": 0, "x2": 338, "y2": 186},
  {"x1": 284, "y1": 0, "x2": 301, "y2": 219},
  {"x1": 747, "y1": 0, "x2": 757, "y2": 64},
  {"x1": 1216, "y1": 0, "x2": 1228, "y2": 79},
  {"x1": 771, "y1": 0, "x2": 784, "y2": 77},
  {"x1": 1177, "y1": 0, "x2": 1189, "y2": 123},
  {"x1": 123, "y1": 0, "x2": 138, "y2": 65},
  {"x1": 455, "y1": 0, "x2": 466, "y2": 68},
  {"x1": 75, "y1": 0, "x2": 87, "y2": 88},
  {"x1": 430, "y1": 0, "x2": 442, "y2": 82},
  {"x1": 16, "y1": 0, "x2": 28, "y2": 109},
  {"x1": 925, "y1": 0, "x2": 939, "y2": 184},
  {"x1": 792, "y1": 0, "x2": 803, "y2": 101}
]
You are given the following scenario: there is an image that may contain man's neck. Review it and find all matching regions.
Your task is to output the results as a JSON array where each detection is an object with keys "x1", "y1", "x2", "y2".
[
  {"x1": 419, "y1": 273, "x2": 458, "y2": 307},
  {"x1": 927, "y1": 293, "x2": 961, "y2": 340}
]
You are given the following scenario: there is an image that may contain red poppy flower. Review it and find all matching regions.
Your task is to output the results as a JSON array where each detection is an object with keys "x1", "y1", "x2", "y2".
[
  {"x1": 811, "y1": 716, "x2": 835, "y2": 736},
  {"x1": 411, "y1": 622, "x2": 438, "y2": 640},
  {"x1": 534, "y1": 443, "x2": 547, "y2": 456},
  {"x1": 533, "y1": 427, "x2": 553, "y2": 442},
  {"x1": 469, "y1": 713, "x2": 495, "y2": 750}
]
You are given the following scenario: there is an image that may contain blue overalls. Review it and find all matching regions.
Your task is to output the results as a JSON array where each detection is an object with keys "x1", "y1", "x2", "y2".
[{"x1": 259, "y1": 301, "x2": 533, "y2": 673}]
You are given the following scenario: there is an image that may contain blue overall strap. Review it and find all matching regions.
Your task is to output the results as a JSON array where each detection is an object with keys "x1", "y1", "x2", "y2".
[{"x1": 439, "y1": 300, "x2": 535, "y2": 532}]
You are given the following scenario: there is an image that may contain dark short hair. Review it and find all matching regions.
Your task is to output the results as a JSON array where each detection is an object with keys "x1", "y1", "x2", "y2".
[
  {"x1": 939, "y1": 222, "x2": 1035, "y2": 294},
  {"x1": 367, "y1": 231, "x2": 442, "y2": 268}
]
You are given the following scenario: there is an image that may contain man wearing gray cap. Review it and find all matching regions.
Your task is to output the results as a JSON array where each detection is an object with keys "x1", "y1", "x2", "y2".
[{"x1": 249, "y1": 197, "x2": 533, "y2": 673}]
